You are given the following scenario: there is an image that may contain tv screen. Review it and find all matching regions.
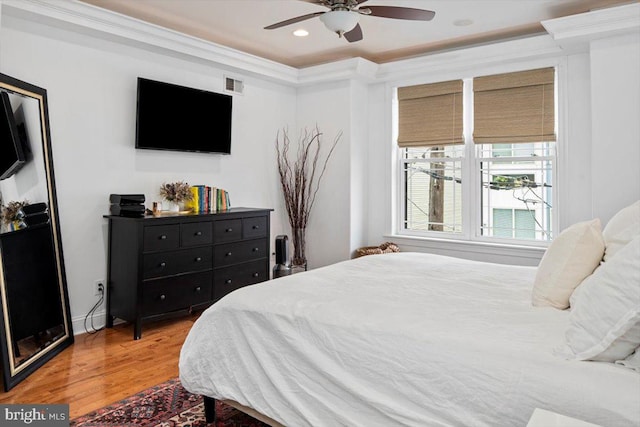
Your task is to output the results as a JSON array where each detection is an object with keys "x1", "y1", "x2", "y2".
[
  {"x1": 135, "y1": 78, "x2": 232, "y2": 154},
  {"x1": 0, "y1": 92, "x2": 26, "y2": 181}
]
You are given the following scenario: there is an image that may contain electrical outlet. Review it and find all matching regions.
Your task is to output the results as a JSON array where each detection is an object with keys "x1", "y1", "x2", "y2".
[{"x1": 95, "y1": 280, "x2": 105, "y2": 296}]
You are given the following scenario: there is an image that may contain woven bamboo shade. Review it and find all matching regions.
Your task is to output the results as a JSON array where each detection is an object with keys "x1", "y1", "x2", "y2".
[
  {"x1": 473, "y1": 67, "x2": 555, "y2": 144},
  {"x1": 397, "y1": 80, "x2": 463, "y2": 147}
]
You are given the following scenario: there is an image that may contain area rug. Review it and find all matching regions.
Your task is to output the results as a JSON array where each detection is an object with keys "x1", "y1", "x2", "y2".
[{"x1": 70, "y1": 378, "x2": 269, "y2": 427}]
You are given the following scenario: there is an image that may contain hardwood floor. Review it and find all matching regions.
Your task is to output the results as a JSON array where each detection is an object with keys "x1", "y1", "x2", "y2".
[{"x1": 0, "y1": 314, "x2": 200, "y2": 418}]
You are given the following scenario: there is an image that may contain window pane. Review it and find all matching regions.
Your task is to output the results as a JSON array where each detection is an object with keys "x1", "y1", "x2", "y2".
[
  {"x1": 491, "y1": 144, "x2": 512, "y2": 158},
  {"x1": 404, "y1": 150, "x2": 462, "y2": 233},
  {"x1": 480, "y1": 142, "x2": 549, "y2": 159},
  {"x1": 404, "y1": 144, "x2": 465, "y2": 160},
  {"x1": 480, "y1": 143, "x2": 553, "y2": 241},
  {"x1": 515, "y1": 209, "x2": 536, "y2": 239},
  {"x1": 492, "y1": 208, "x2": 513, "y2": 237}
]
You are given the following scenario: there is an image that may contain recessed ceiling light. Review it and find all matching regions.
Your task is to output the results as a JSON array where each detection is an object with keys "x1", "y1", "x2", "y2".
[
  {"x1": 453, "y1": 19, "x2": 474, "y2": 27},
  {"x1": 293, "y1": 29, "x2": 309, "y2": 37}
]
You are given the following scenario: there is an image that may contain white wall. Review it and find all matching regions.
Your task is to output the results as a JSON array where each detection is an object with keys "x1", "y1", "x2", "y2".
[
  {"x1": 348, "y1": 80, "x2": 369, "y2": 257},
  {"x1": 590, "y1": 33, "x2": 640, "y2": 223},
  {"x1": 295, "y1": 80, "x2": 352, "y2": 268},
  {"x1": 0, "y1": 13, "x2": 296, "y2": 331},
  {"x1": 560, "y1": 53, "x2": 592, "y2": 225}
]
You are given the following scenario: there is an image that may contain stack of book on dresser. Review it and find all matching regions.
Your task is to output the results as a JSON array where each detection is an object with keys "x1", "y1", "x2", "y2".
[
  {"x1": 184, "y1": 186, "x2": 230, "y2": 213},
  {"x1": 109, "y1": 194, "x2": 145, "y2": 217}
]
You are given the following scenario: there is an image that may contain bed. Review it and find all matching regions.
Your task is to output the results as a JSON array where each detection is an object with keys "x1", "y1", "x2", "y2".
[{"x1": 179, "y1": 252, "x2": 640, "y2": 426}]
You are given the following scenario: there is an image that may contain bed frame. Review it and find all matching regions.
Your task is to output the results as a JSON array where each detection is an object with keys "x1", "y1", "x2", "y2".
[{"x1": 204, "y1": 396, "x2": 284, "y2": 427}]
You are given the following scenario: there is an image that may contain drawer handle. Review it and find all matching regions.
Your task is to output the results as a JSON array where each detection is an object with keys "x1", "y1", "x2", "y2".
[
  {"x1": 195, "y1": 231, "x2": 202, "y2": 236},
  {"x1": 225, "y1": 279, "x2": 232, "y2": 284},
  {"x1": 160, "y1": 235, "x2": 167, "y2": 240},
  {"x1": 226, "y1": 228, "x2": 233, "y2": 232},
  {"x1": 253, "y1": 225, "x2": 259, "y2": 230},
  {"x1": 160, "y1": 294, "x2": 166, "y2": 301},
  {"x1": 195, "y1": 286, "x2": 201, "y2": 292},
  {"x1": 159, "y1": 262, "x2": 167, "y2": 268},
  {"x1": 226, "y1": 252, "x2": 232, "y2": 257},
  {"x1": 252, "y1": 247, "x2": 259, "y2": 252},
  {"x1": 253, "y1": 272, "x2": 259, "y2": 278},
  {"x1": 195, "y1": 257, "x2": 202, "y2": 262}
]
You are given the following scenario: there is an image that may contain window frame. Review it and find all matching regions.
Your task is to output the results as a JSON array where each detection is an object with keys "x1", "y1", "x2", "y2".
[{"x1": 394, "y1": 67, "x2": 562, "y2": 249}]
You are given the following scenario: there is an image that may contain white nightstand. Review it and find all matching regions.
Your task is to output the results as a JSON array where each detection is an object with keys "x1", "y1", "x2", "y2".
[{"x1": 527, "y1": 409, "x2": 601, "y2": 427}]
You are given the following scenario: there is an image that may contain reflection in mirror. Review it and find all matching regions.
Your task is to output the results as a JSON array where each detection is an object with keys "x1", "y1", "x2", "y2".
[{"x1": 0, "y1": 73, "x2": 73, "y2": 391}]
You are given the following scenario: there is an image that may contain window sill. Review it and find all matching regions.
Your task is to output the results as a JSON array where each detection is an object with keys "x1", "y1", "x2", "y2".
[{"x1": 384, "y1": 234, "x2": 546, "y2": 266}]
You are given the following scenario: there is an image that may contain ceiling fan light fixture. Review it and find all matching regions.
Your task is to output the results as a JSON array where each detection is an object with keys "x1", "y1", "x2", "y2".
[{"x1": 320, "y1": 10, "x2": 359, "y2": 37}]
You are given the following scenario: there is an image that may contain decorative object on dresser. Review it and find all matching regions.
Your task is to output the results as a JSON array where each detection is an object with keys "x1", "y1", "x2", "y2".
[
  {"x1": 109, "y1": 194, "x2": 145, "y2": 218},
  {"x1": 184, "y1": 185, "x2": 231, "y2": 214},
  {"x1": 159, "y1": 181, "x2": 193, "y2": 212},
  {"x1": 275, "y1": 126, "x2": 340, "y2": 268},
  {"x1": 104, "y1": 207, "x2": 272, "y2": 339}
]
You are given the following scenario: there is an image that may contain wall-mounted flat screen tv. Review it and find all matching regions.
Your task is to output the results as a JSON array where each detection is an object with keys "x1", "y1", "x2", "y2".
[
  {"x1": 135, "y1": 78, "x2": 232, "y2": 154},
  {"x1": 0, "y1": 92, "x2": 26, "y2": 181}
]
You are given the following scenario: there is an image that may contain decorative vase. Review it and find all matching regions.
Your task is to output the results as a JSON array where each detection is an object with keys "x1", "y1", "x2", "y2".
[
  {"x1": 165, "y1": 201, "x2": 180, "y2": 212},
  {"x1": 291, "y1": 226, "x2": 307, "y2": 269}
]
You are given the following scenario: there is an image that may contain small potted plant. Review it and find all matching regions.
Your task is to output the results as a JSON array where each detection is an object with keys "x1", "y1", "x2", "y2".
[{"x1": 159, "y1": 181, "x2": 193, "y2": 212}]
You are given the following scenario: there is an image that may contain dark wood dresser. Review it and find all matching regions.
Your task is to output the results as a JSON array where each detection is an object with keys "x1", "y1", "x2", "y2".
[{"x1": 104, "y1": 207, "x2": 272, "y2": 339}]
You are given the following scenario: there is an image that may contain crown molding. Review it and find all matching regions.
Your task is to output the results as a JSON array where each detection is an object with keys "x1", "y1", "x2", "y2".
[
  {"x1": 1, "y1": 0, "x2": 300, "y2": 85},
  {"x1": 297, "y1": 57, "x2": 379, "y2": 86},
  {"x1": 542, "y1": 2, "x2": 640, "y2": 51},
  {"x1": 376, "y1": 34, "x2": 563, "y2": 83}
]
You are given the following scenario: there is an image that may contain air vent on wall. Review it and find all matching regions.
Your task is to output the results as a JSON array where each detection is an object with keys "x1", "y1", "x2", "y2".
[{"x1": 224, "y1": 76, "x2": 244, "y2": 95}]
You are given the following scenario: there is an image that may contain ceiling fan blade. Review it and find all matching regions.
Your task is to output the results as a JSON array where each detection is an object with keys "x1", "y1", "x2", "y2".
[
  {"x1": 365, "y1": 6, "x2": 435, "y2": 21},
  {"x1": 299, "y1": 0, "x2": 368, "y2": 4},
  {"x1": 264, "y1": 11, "x2": 325, "y2": 30},
  {"x1": 344, "y1": 23, "x2": 363, "y2": 42}
]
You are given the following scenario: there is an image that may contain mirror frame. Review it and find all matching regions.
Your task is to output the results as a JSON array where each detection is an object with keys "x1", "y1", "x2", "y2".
[{"x1": 0, "y1": 72, "x2": 73, "y2": 391}]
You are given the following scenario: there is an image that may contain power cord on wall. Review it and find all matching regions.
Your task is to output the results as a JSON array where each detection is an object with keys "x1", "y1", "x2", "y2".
[{"x1": 84, "y1": 283, "x2": 105, "y2": 334}]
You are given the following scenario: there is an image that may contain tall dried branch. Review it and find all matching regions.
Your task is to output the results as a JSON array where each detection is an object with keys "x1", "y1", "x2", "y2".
[{"x1": 276, "y1": 126, "x2": 340, "y2": 231}]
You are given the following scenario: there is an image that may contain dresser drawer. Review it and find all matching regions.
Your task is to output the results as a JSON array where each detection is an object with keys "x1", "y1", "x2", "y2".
[
  {"x1": 144, "y1": 224, "x2": 179, "y2": 252},
  {"x1": 143, "y1": 247, "x2": 212, "y2": 279},
  {"x1": 142, "y1": 271, "x2": 212, "y2": 316},
  {"x1": 181, "y1": 221, "x2": 212, "y2": 247},
  {"x1": 214, "y1": 219, "x2": 242, "y2": 243},
  {"x1": 214, "y1": 260, "x2": 268, "y2": 300},
  {"x1": 214, "y1": 239, "x2": 267, "y2": 267},
  {"x1": 243, "y1": 216, "x2": 267, "y2": 239}
]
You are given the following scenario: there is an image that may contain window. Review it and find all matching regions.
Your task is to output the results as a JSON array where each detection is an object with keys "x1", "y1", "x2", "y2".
[
  {"x1": 398, "y1": 68, "x2": 556, "y2": 244},
  {"x1": 404, "y1": 145, "x2": 463, "y2": 233},
  {"x1": 492, "y1": 208, "x2": 536, "y2": 239}
]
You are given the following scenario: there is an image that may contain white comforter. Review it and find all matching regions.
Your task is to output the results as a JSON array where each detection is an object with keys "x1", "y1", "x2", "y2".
[{"x1": 179, "y1": 252, "x2": 640, "y2": 427}]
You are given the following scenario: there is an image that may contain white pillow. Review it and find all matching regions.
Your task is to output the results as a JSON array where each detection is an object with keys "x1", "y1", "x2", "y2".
[
  {"x1": 616, "y1": 348, "x2": 640, "y2": 373},
  {"x1": 564, "y1": 236, "x2": 640, "y2": 362},
  {"x1": 602, "y1": 200, "x2": 640, "y2": 262},
  {"x1": 532, "y1": 218, "x2": 605, "y2": 309}
]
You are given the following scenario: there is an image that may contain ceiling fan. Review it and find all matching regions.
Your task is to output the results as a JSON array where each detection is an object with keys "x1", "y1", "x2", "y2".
[{"x1": 264, "y1": 0, "x2": 436, "y2": 42}]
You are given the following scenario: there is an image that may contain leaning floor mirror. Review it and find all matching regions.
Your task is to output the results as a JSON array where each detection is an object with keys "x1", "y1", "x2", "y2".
[{"x1": 0, "y1": 72, "x2": 73, "y2": 391}]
